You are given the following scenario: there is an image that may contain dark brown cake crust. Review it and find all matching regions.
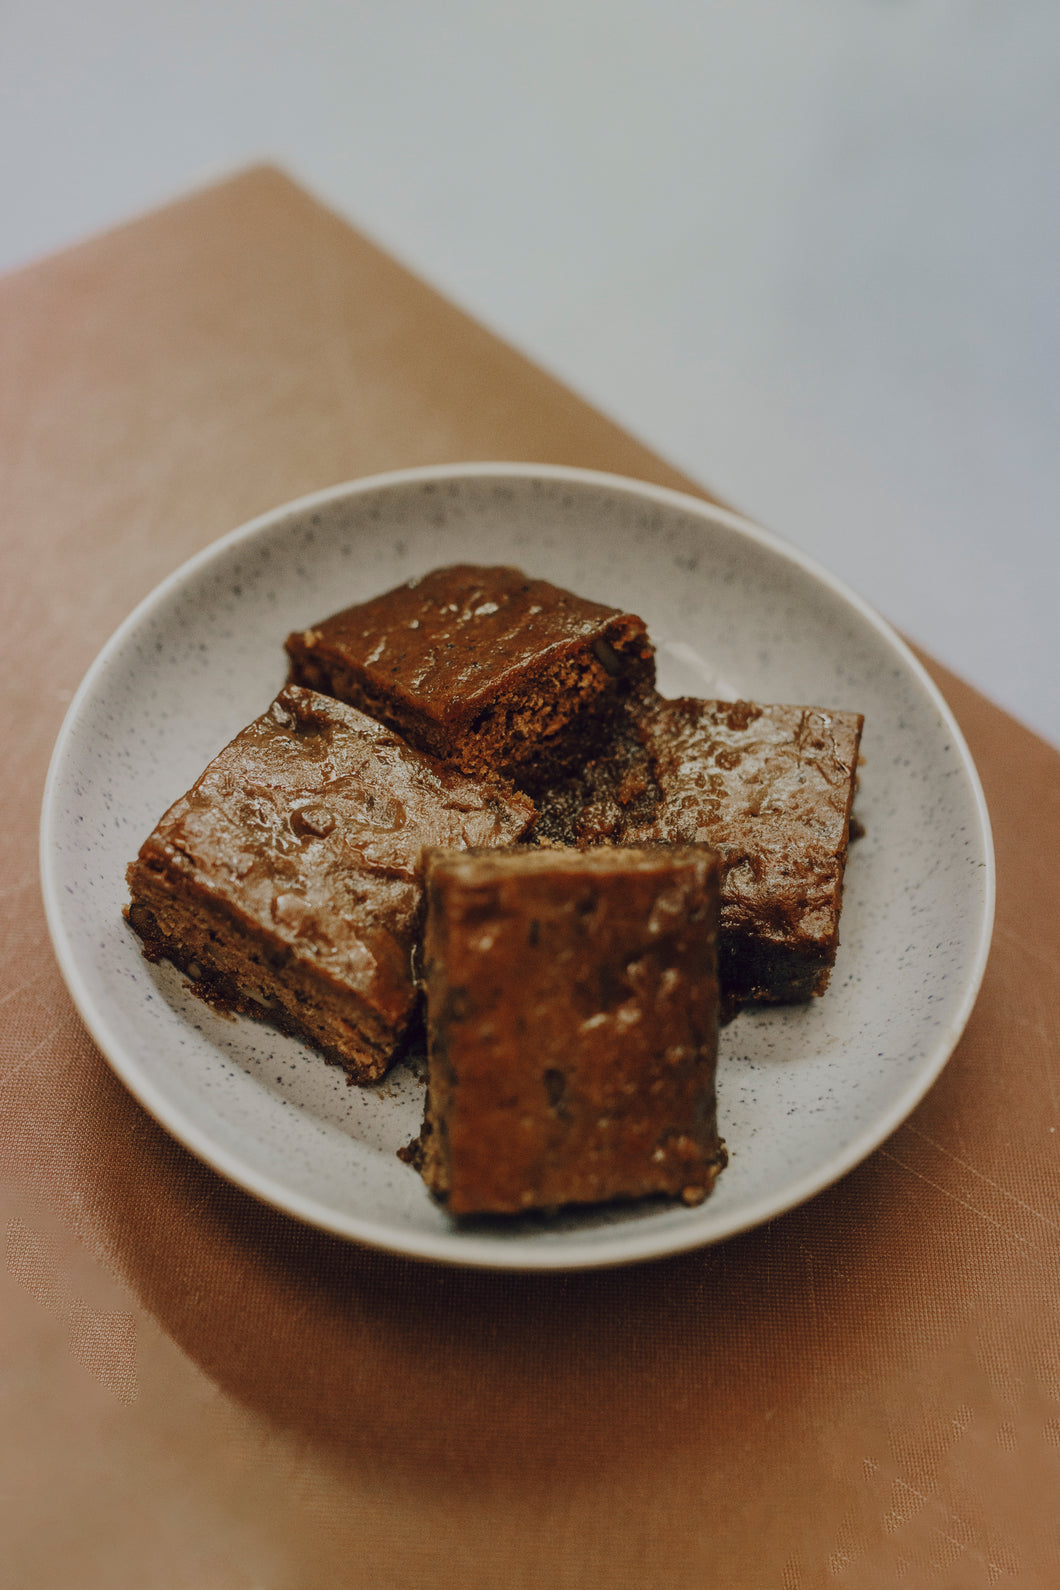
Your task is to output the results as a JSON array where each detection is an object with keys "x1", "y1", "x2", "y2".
[
  {"x1": 537, "y1": 696, "x2": 864, "y2": 1006},
  {"x1": 418, "y1": 845, "x2": 727, "y2": 1216},
  {"x1": 125, "y1": 686, "x2": 535, "y2": 1083},
  {"x1": 285, "y1": 564, "x2": 655, "y2": 793}
]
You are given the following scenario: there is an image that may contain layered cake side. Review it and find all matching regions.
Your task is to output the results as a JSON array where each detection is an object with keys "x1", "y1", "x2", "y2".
[
  {"x1": 538, "y1": 697, "x2": 864, "y2": 1006},
  {"x1": 416, "y1": 845, "x2": 727, "y2": 1216},
  {"x1": 125, "y1": 685, "x2": 536, "y2": 1083},
  {"x1": 285, "y1": 563, "x2": 656, "y2": 793}
]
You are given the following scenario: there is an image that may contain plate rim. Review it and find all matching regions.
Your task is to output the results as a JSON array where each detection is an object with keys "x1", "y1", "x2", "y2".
[{"x1": 39, "y1": 461, "x2": 996, "y2": 1270}]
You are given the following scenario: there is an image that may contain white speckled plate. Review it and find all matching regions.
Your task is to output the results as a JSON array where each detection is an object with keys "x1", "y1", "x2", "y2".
[{"x1": 40, "y1": 464, "x2": 994, "y2": 1269}]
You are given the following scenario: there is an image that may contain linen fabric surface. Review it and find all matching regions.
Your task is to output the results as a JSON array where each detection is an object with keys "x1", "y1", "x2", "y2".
[{"x1": 2, "y1": 168, "x2": 1058, "y2": 1589}]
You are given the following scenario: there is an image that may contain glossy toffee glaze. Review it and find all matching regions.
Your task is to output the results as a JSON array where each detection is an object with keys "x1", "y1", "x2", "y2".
[
  {"x1": 539, "y1": 697, "x2": 863, "y2": 1004},
  {"x1": 126, "y1": 685, "x2": 535, "y2": 1079},
  {"x1": 285, "y1": 563, "x2": 655, "y2": 789}
]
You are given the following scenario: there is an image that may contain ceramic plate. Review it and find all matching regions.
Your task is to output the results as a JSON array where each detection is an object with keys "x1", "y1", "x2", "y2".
[{"x1": 40, "y1": 464, "x2": 994, "y2": 1269}]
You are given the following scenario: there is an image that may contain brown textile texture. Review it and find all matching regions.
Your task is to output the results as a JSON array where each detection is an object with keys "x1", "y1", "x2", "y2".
[{"x1": 2, "y1": 167, "x2": 1058, "y2": 1589}]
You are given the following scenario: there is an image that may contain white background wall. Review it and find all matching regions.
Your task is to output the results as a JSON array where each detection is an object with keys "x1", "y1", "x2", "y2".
[{"x1": 3, "y1": 0, "x2": 1057, "y2": 745}]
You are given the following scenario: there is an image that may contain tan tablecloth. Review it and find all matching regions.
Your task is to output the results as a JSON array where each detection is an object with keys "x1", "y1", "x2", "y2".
[{"x1": 2, "y1": 167, "x2": 1058, "y2": 1589}]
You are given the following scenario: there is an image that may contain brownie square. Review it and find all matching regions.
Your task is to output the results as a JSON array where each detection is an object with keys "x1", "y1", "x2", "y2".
[
  {"x1": 417, "y1": 845, "x2": 726, "y2": 1216},
  {"x1": 285, "y1": 564, "x2": 655, "y2": 793},
  {"x1": 125, "y1": 686, "x2": 535, "y2": 1083},
  {"x1": 537, "y1": 697, "x2": 864, "y2": 1006}
]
